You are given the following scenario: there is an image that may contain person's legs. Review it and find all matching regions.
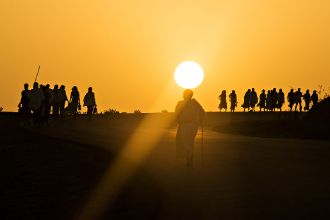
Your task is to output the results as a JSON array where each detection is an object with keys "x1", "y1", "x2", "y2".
[
  {"x1": 87, "y1": 106, "x2": 93, "y2": 118},
  {"x1": 186, "y1": 125, "x2": 198, "y2": 167},
  {"x1": 32, "y1": 109, "x2": 40, "y2": 127},
  {"x1": 53, "y1": 104, "x2": 59, "y2": 117},
  {"x1": 59, "y1": 103, "x2": 65, "y2": 117},
  {"x1": 306, "y1": 101, "x2": 310, "y2": 111},
  {"x1": 45, "y1": 105, "x2": 51, "y2": 126},
  {"x1": 22, "y1": 106, "x2": 30, "y2": 126}
]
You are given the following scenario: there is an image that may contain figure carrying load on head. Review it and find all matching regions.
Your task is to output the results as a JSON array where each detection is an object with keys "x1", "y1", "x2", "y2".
[
  {"x1": 218, "y1": 90, "x2": 227, "y2": 112},
  {"x1": 83, "y1": 87, "x2": 97, "y2": 118},
  {"x1": 229, "y1": 90, "x2": 237, "y2": 112},
  {"x1": 175, "y1": 89, "x2": 205, "y2": 167}
]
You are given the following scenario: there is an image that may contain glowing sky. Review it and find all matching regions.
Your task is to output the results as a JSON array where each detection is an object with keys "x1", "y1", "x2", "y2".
[{"x1": 1, "y1": 0, "x2": 329, "y2": 112}]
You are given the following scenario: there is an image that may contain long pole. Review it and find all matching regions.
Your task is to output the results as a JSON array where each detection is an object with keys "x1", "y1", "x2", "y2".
[{"x1": 34, "y1": 65, "x2": 40, "y2": 83}]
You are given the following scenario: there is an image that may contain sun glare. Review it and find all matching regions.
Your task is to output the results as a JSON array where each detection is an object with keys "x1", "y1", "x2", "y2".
[{"x1": 174, "y1": 61, "x2": 205, "y2": 89}]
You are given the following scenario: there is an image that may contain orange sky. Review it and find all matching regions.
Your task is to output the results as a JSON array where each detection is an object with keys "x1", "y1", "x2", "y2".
[{"x1": 1, "y1": 0, "x2": 329, "y2": 112}]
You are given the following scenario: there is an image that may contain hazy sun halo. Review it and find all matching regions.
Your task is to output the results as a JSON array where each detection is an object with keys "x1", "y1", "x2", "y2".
[{"x1": 174, "y1": 61, "x2": 204, "y2": 89}]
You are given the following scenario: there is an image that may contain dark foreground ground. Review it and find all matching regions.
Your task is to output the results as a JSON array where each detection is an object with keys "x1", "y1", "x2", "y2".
[
  {"x1": 1, "y1": 112, "x2": 330, "y2": 220},
  {"x1": 0, "y1": 114, "x2": 163, "y2": 220}
]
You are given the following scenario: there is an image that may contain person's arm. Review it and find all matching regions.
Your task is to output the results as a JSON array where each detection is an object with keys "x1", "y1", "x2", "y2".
[
  {"x1": 83, "y1": 94, "x2": 87, "y2": 106},
  {"x1": 175, "y1": 102, "x2": 182, "y2": 123},
  {"x1": 193, "y1": 99, "x2": 205, "y2": 125},
  {"x1": 93, "y1": 93, "x2": 96, "y2": 107},
  {"x1": 18, "y1": 92, "x2": 23, "y2": 107}
]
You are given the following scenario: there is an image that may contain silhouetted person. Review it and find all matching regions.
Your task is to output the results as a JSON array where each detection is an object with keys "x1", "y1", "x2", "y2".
[
  {"x1": 303, "y1": 89, "x2": 311, "y2": 111},
  {"x1": 41, "y1": 84, "x2": 51, "y2": 126},
  {"x1": 287, "y1": 89, "x2": 295, "y2": 112},
  {"x1": 258, "y1": 89, "x2": 266, "y2": 112},
  {"x1": 277, "y1": 89, "x2": 285, "y2": 112},
  {"x1": 29, "y1": 82, "x2": 44, "y2": 126},
  {"x1": 266, "y1": 90, "x2": 271, "y2": 111},
  {"x1": 83, "y1": 87, "x2": 97, "y2": 118},
  {"x1": 270, "y1": 88, "x2": 278, "y2": 111},
  {"x1": 51, "y1": 85, "x2": 60, "y2": 116},
  {"x1": 242, "y1": 89, "x2": 251, "y2": 112},
  {"x1": 311, "y1": 90, "x2": 318, "y2": 108},
  {"x1": 58, "y1": 85, "x2": 68, "y2": 117},
  {"x1": 229, "y1": 90, "x2": 237, "y2": 112},
  {"x1": 249, "y1": 88, "x2": 258, "y2": 111},
  {"x1": 218, "y1": 90, "x2": 227, "y2": 112},
  {"x1": 18, "y1": 83, "x2": 31, "y2": 126},
  {"x1": 69, "y1": 86, "x2": 81, "y2": 119},
  {"x1": 175, "y1": 89, "x2": 205, "y2": 167},
  {"x1": 294, "y1": 88, "x2": 302, "y2": 112}
]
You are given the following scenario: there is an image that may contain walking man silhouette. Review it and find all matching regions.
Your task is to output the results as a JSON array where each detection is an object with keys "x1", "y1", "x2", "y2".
[
  {"x1": 69, "y1": 86, "x2": 81, "y2": 119},
  {"x1": 277, "y1": 89, "x2": 285, "y2": 112},
  {"x1": 58, "y1": 85, "x2": 68, "y2": 117},
  {"x1": 311, "y1": 90, "x2": 318, "y2": 108},
  {"x1": 175, "y1": 89, "x2": 205, "y2": 167},
  {"x1": 303, "y1": 89, "x2": 311, "y2": 111},
  {"x1": 18, "y1": 83, "x2": 31, "y2": 126},
  {"x1": 218, "y1": 90, "x2": 227, "y2": 112},
  {"x1": 229, "y1": 90, "x2": 237, "y2": 112},
  {"x1": 294, "y1": 88, "x2": 303, "y2": 112},
  {"x1": 249, "y1": 88, "x2": 258, "y2": 111},
  {"x1": 242, "y1": 89, "x2": 251, "y2": 112},
  {"x1": 83, "y1": 87, "x2": 97, "y2": 118},
  {"x1": 258, "y1": 89, "x2": 266, "y2": 112},
  {"x1": 288, "y1": 89, "x2": 295, "y2": 112}
]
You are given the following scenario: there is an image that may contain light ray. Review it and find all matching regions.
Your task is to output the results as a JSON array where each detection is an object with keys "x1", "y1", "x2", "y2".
[{"x1": 74, "y1": 85, "x2": 176, "y2": 220}]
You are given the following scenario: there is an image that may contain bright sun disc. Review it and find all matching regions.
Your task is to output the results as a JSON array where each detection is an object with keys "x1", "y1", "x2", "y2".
[{"x1": 174, "y1": 61, "x2": 204, "y2": 89}]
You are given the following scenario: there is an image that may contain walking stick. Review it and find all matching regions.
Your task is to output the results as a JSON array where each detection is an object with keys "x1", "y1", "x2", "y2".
[
  {"x1": 201, "y1": 125, "x2": 204, "y2": 167},
  {"x1": 34, "y1": 65, "x2": 41, "y2": 83}
]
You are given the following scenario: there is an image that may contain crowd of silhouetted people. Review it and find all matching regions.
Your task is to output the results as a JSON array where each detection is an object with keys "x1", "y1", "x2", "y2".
[
  {"x1": 18, "y1": 82, "x2": 97, "y2": 127},
  {"x1": 218, "y1": 88, "x2": 319, "y2": 112},
  {"x1": 18, "y1": 83, "x2": 321, "y2": 127}
]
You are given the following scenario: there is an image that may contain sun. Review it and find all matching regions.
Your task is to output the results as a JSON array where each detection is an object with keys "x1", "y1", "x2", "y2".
[{"x1": 174, "y1": 61, "x2": 204, "y2": 89}]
